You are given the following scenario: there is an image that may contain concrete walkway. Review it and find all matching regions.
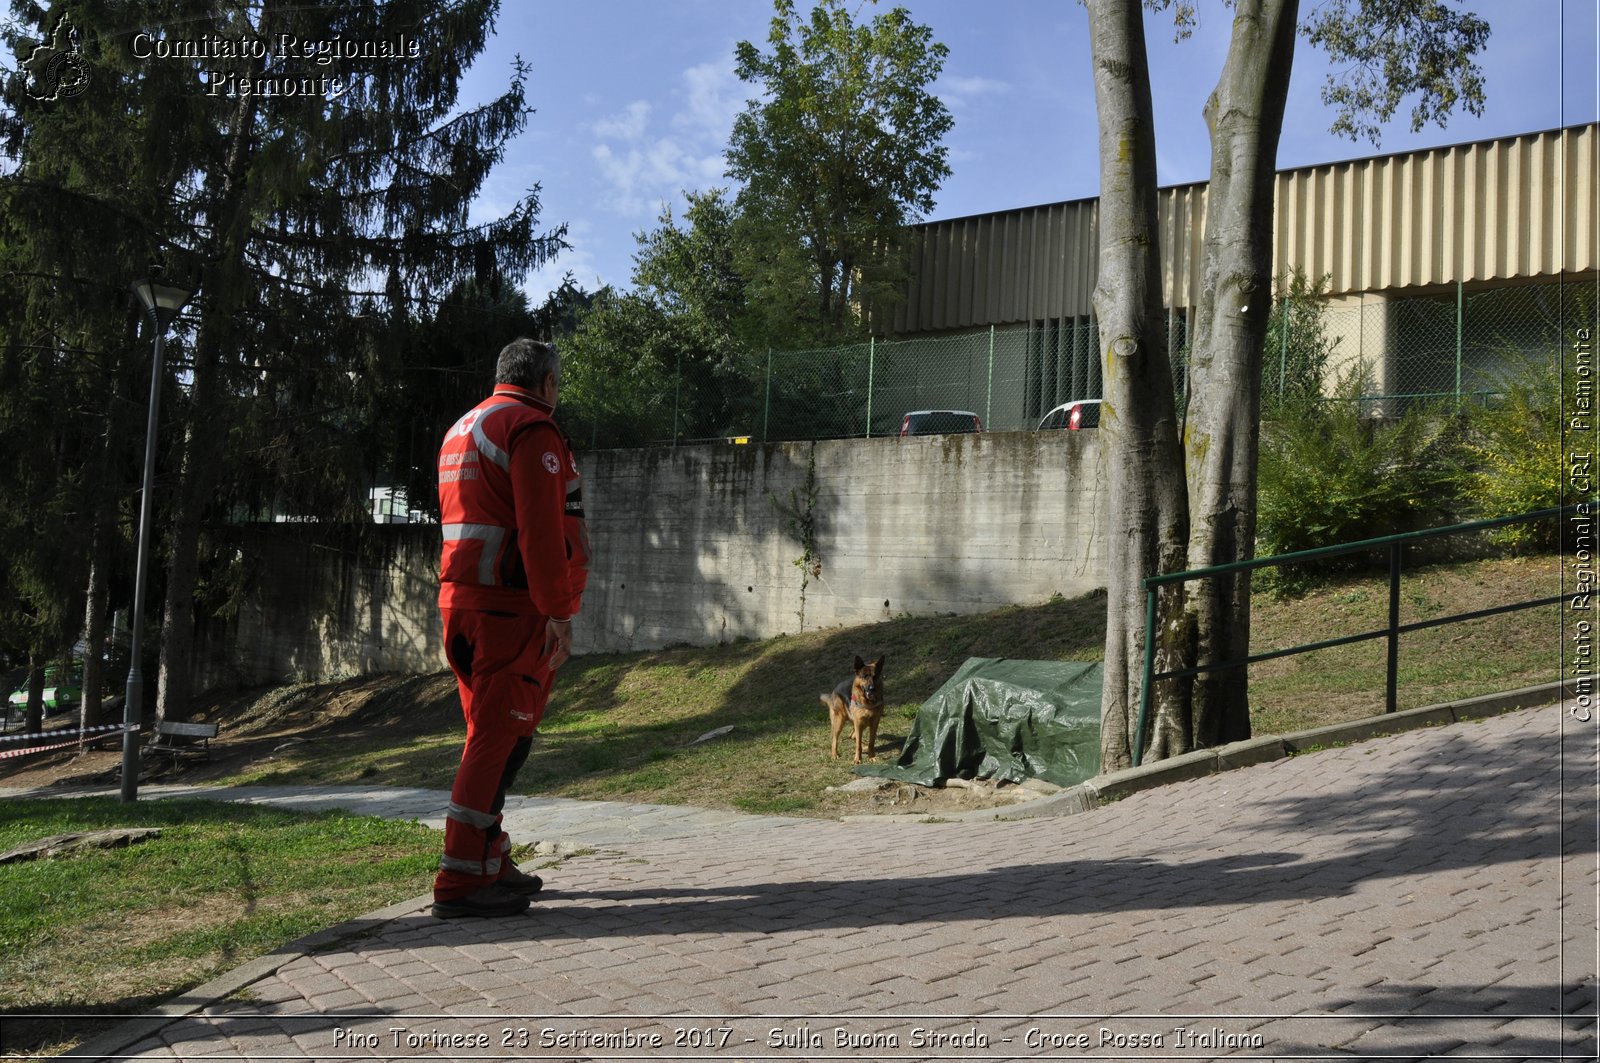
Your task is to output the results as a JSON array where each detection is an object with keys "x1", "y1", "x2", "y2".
[
  {"x1": 11, "y1": 694, "x2": 1599, "y2": 1062},
  {"x1": 70, "y1": 783, "x2": 816, "y2": 849}
]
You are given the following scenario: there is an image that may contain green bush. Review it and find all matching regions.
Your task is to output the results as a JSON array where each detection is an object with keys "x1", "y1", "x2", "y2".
[
  {"x1": 1460, "y1": 355, "x2": 1570, "y2": 548},
  {"x1": 1261, "y1": 268, "x2": 1340, "y2": 417},
  {"x1": 1257, "y1": 371, "x2": 1470, "y2": 577}
]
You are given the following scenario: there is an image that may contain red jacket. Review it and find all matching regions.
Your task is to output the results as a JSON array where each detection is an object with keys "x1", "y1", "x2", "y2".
[{"x1": 437, "y1": 385, "x2": 589, "y2": 619}]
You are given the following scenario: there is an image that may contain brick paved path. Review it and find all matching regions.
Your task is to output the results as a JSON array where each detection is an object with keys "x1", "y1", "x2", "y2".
[{"x1": 90, "y1": 704, "x2": 1598, "y2": 1062}]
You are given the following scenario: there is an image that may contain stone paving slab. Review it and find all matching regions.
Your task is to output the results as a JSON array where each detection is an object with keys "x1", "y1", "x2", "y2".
[{"x1": 50, "y1": 700, "x2": 1599, "y2": 1063}]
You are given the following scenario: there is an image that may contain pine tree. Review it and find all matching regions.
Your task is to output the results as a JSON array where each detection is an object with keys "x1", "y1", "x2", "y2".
[{"x1": 2, "y1": 1, "x2": 565, "y2": 723}]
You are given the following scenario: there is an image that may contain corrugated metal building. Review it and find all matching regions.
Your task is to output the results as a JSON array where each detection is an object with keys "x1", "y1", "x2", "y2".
[{"x1": 883, "y1": 122, "x2": 1597, "y2": 423}]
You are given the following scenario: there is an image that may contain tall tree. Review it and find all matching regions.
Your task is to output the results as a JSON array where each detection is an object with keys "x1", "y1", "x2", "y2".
[
  {"x1": 559, "y1": 190, "x2": 762, "y2": 448},
  {"x1": 1172, "y1": 0, "x2": 1300, "y2": 754},
  {"x1": 0, "y1": 0, "x2": 178, "y2": 733},
  {"x1": 1089, "y1": 0, "x2": 1489, "y2": 768},
  {"x1": 633, "y1": 189, "x2": 748, "y2": 355},
  {"x1": 728, "y1": 0, "x2": 953, "y2": 345},
  {"x1": 632, "y1": 189, "x2": 764, "y2": 434},
  {"x1": 373, "y1": 275, "x2": 545, "y2": 518},
  {"x1": 557, "y1": 288, "x2": 689, "y2": 448},
  {"x1": 3, "y1": 1, "x2": 564, "y2": 723},
  {"x1": 0, "y1": 324, "x2": 95, "y2": 735}
]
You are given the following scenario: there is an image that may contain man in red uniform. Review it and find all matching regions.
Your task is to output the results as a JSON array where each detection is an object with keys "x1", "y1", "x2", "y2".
[{"x1": 431, "y1": 338, "x2": 589, "y2": 919}]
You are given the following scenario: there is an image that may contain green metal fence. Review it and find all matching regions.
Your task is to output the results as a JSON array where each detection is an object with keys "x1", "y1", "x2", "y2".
[
  {"x1": 571, "y1": 279, "x2": 1583, "y2": 449},
  {"x1": 1131, "y1": 507, "x2": 1570, "y2": 767}
]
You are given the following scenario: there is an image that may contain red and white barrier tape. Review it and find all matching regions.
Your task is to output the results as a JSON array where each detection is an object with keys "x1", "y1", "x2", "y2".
[{"x1": 0, "y1": 722, "x2": 136, "y2": 759}]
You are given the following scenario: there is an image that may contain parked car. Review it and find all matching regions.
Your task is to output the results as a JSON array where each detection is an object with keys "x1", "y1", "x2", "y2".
[
  {"x1": 899, "y1": 409, "x2": 984, "y2": 436},
  {"x1": 1037, "y1": 399, "x2": 1102, "y2": 431},
  {"x1": 5, "y1": 666, "x2": 81, "y2": 716}
]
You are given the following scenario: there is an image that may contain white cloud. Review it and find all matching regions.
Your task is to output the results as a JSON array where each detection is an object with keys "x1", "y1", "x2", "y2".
[
  {"x1": 588, "y1": 59, "x2": 739, "y2": 220},
  {"x1": 523, "y1": 249, "x2": 604, "y2": 304},
  {"x1": 593, "y1": 100, "x2": 652, "y2": 141},
  {"x1": 674, "y1": 61, "x2": 747, "y2": 142},
  {"x1": 940, "y1": 73, "x2": 1010, "y2": 112},
  {"x1": 591, "y1": 144, "x2": 664, "y2": 217}
]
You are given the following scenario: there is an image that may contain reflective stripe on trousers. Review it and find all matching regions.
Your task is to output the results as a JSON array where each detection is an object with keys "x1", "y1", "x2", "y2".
[
  {"x1": 438, "y1": 802, "x2": 504, "y2": 877},
  {"x1": 438, "y1": 810, "x2": 515, "y2": 879}
]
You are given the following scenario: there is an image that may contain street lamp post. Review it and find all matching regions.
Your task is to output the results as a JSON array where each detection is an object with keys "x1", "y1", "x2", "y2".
[{"x1": 122, "y1": 278, "x2": 193, "y2": 803}]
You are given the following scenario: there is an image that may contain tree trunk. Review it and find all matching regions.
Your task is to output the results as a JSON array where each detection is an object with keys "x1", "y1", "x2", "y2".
[
  {"x1": 78, "y1": 521, "x2": 109, "y2": 734},
  {"x1": 24, "y1": 657, "x2": 44, "y2": 736},
  {"x1": 1182, "y1": 0, "x2": 1299, "y2": 747},
  {"x1": 156, "y1": 88, "x2": 259, "y2": 725},
  {"x1": 1086, "y1": 0, "x2": 1192, "y2": 771},
  {"x1": 78, "y1": 383, "x2": 122, "y2": 738},
  {"x1": 154, "y1": 338, "x2": 222, "y2": 727}
]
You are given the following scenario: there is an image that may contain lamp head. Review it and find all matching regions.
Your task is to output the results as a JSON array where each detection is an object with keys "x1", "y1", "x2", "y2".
[{"x1": 131, "y1": 278, "x2": 193, "y2": 330}]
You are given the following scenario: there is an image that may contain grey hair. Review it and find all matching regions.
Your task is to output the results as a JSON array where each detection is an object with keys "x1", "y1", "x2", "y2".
[{"x1": 495, "y1": 338, "x2": 560, "y2": 390}]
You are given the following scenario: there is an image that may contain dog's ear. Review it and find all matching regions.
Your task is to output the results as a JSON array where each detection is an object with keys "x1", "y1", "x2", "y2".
[
  {"x1": 872, "y1": 655, "x2": 885, "y2": 676},
  {"x1": 853, "y1": 655, "x2": 865, "y2": 671}
]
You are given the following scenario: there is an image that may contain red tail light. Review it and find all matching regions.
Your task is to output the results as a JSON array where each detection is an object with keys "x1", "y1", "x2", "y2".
[
  {"x1": 899, "y1": 415, "x2": 910, "y2": 436},
  {"x1": 1068, "y1": 406, "x2": 1082, "y2": 430}
]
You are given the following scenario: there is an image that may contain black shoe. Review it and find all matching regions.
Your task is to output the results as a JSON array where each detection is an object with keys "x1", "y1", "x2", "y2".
[
  {"x1": 498, "y1": 861, "x2": 544, "y2": 896},
  {"x1": 431, "y1": 884, "x2": 531, "y2": 919}
]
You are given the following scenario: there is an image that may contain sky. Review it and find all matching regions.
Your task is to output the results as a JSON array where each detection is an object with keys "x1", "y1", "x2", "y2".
[{"x1": 447, "y1": 0, "x2": 1600, "y2": 305}]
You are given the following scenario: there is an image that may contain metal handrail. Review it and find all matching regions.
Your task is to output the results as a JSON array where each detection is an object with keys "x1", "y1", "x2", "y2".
[{"x1": 1131, "y1": 506, "x2": 1570, "y2": 767}]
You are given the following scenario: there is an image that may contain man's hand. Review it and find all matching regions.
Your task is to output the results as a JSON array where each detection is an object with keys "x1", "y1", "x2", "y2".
[{"x1": 543, "y1": 617, "x2": 573, "y2": 671}]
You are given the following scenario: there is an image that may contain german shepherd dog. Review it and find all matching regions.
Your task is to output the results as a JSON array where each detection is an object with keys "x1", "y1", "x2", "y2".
[{"x1": 822, "y1": 655, "x2": 885, "y2": 764}]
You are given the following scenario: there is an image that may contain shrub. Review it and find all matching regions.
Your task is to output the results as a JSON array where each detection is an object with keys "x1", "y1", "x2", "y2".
[
  {"x1": 1261, "y1": 268, "x2": 1340, "y2": 417},
  {"x1": 1257, "y1": 370, "x2": 1470, "y2": 581},
  {"x1": 1460, "y1": 355, "x2": 1570, "y2": 549}
]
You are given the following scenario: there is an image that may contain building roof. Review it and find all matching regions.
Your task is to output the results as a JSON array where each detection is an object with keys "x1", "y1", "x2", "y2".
[{"x1": 894, "y1": 122, "x2": 1597, "y2": 333}]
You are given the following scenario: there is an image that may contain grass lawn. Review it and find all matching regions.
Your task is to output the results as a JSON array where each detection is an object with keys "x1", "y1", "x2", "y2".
[
  {"x1": 206, "y1": 552, "x2": 1563, "y2": 813},
  {"x1": 0, "y1": 798, "x2": 441, "y2": 1058}
]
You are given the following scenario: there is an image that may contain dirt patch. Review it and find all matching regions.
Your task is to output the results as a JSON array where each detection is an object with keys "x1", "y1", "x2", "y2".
[{"x1": 0, "y1": 673, "x2": 459, "y2": 793}]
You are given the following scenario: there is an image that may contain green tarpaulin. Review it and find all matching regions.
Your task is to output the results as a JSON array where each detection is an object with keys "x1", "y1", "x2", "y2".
[{"x1": 854, "y1": 658, "x2": 1102, "y2": 788}]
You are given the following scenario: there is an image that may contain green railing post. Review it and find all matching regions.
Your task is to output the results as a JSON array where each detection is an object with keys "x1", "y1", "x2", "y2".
[
  {"x1": 986, "y1": 325, "x2": 995, "y2": 428},
  {"x1": 1386, "y1": 541, "x2": 1402, "y2": 713},
  {"x1": 763, "y1": 348, "x2": 772, "y2": 444},
  {"x1": 865, "y1": 337, "x2": 875, "y2": 438},
  {"x1": 1455, "y1": 280, "x2": 1464, "y2": 407},
  {"x1": 1132, "y1": 585, "x2": 1159, "y2": 767}
]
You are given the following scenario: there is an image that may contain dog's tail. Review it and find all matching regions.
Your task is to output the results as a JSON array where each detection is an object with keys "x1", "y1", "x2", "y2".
[{"x1": 819, "y1": 693, "x2": 837, "y2": 711}]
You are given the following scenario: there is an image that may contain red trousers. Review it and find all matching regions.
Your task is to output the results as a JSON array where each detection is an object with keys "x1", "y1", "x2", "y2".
[{"x1": 434, "y1": 607, "x2": 554, "y2": 901}]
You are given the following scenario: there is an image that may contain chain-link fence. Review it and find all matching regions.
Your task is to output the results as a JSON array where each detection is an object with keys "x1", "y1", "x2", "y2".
[
  {"x1": 761, "y1": 327, "x2": 1102, "y2": 440},
  {"x1": 572, "y1": 279, "x2": 1585, "y2": 449},
  {"x1": 1281, "y1": 281, "x2": 1586, "y2": 420}
]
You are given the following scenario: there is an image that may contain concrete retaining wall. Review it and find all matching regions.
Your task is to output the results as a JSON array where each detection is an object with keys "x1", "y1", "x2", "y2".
[
  {"x1": 192, "y1": 524, "x2": 444, "y2": 691},
  {"x1": 194, "y1": 431, "x2": 1107, "y2": 686},
  {"x1": 578, "y1": 431, "x2": 1106, "y2": 653}
]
